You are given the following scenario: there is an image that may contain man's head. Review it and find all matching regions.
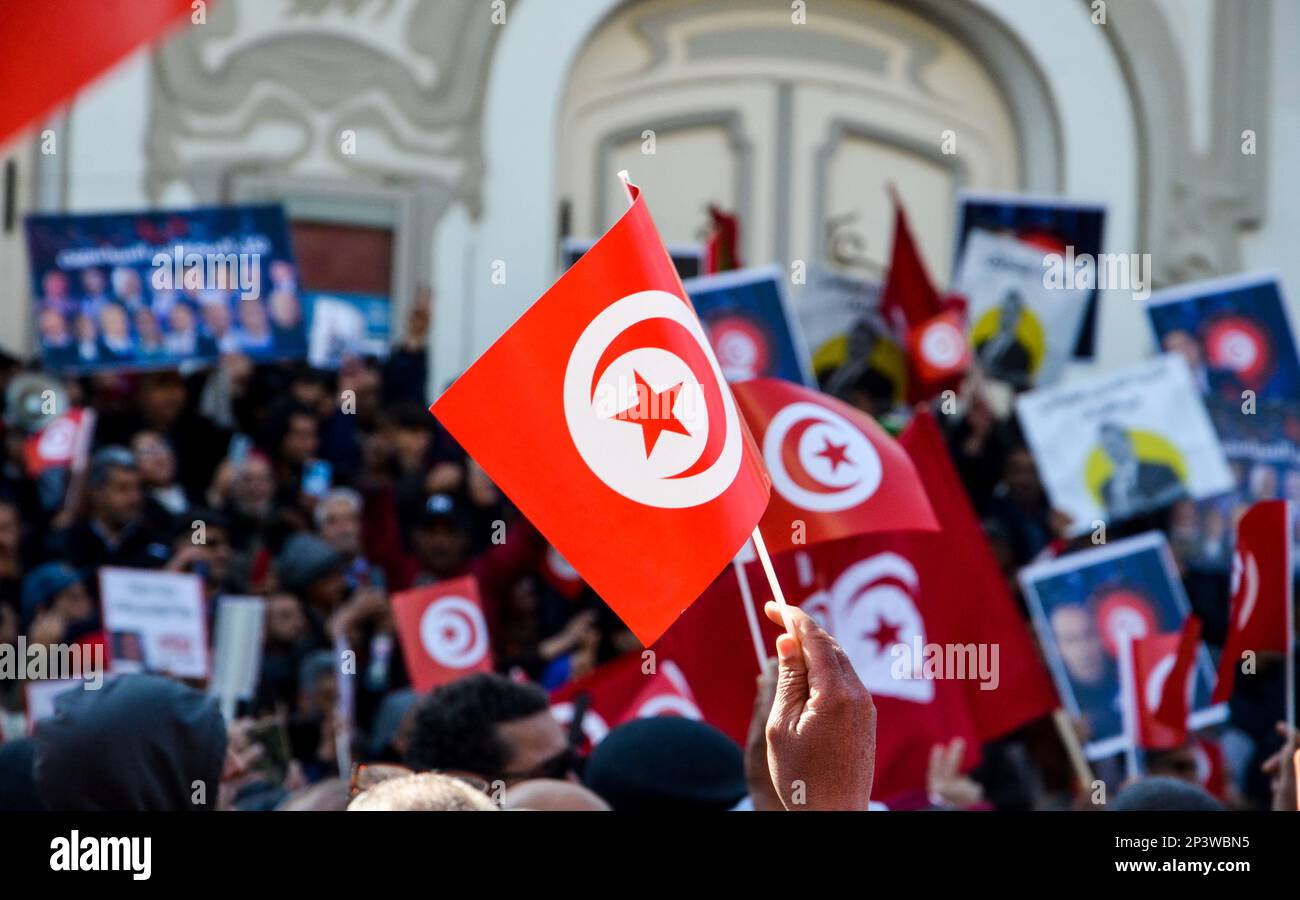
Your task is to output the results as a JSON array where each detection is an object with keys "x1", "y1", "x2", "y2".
[
  {"x1": 411, "y1": 493, "x2": 470, "y2": 576},
  {"x1": 173, "y1": 509, "x2": 231, "y2": 588},
  {"x1": 347, "y1": 772, "x2": 497, "y2": 811},
  {"x1": 405, "y1": 674, "x2": 569, "y2": 784},
  {"x1": 315, "y1": 487, "x2": 363, "y2": 559},
  {"x1": 1001, "y1": 446, "x2": 1043, "y2": 509},
  {"x1": 277, "y1": 533, "x2": 346, "y2": 614},
  {"x1": 1110, "y1": 776, "x2": 1223, "y2": 811},
  {"x1": 1098, "y1": 422, "x2": 1134, "y2": 464},
  {"x1": 21, "y1": 563, "x2": 92, "y2": 632},
  {"x1": 280, "y1": 408, "x2": 319, "y2": 467},
  {"x1": 1049, "y1": 603, "x2": 1107, "y2": 684},
  {"x1": 137, "y1": 372, "x2": 188, "y2": 429},
  {"x1": 89, "y1": 445, "x2": 143, "y2": 531},
  {"x1": 231, "y1": 452, "x2": 275, "y2": 519},
  {"x1": 265, "y1": 592, "x2": 308, "y2": 645},
  {"x1": 131, "y1": 430, "x2": 176, "y2": 488}
]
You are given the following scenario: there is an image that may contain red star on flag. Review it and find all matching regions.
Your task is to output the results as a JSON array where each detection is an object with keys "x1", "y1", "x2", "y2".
[
  {"x1": 816, "y1": 437, "x2": 851, "y2": 473},
  {"x1": 614, "y1": 370, "x2": 691, "y2": 457},
  {"x1": 864, "y1": 617, "x2": 901, "y2": 653}
]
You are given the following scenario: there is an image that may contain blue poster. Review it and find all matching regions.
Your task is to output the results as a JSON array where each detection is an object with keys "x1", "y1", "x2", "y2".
[
  {"x1": 1019, "y1": 532, "x2": 1226, "y2": 760},
  {"x1": 1146, "y1": 273, "x2": 1300, "y2": 567},
  {"x1": 26, "y1": 204, "x2": 306, "y2": 373},
  {"x1": 303, "y1": 291, "x2": 392, "y2": 369},
  {"x1": 954, "y1": 192, "x2": 1107, "y2": 359},
  {"x1": 682, "y1": 265, "x2": 813, "y2": 387}
]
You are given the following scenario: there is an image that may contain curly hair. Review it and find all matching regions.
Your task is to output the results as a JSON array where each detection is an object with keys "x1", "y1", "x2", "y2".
[{"x1": 403, "y1": 673, "x2": 549, "y2": 777}]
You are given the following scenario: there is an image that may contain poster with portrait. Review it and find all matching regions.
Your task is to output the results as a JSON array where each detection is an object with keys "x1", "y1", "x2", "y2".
[
  {"x1": 561, "y1": 236, "x2": 704, "y2": 281},
  {"x1": 25, "y1": 204, "x2": 306, "y2": 374},
  {"x1": 1019, "y1": 531, "x2": 1227, "y2": 759},
  {"x1": 99, "y1": 567, "x2": 209, "y2": 680},
  {"x1": 953, "y1": 192, "x2": 1106, "y2": 358},
  {"x1": 1015, "y1": 354, "x2": 1234, "y2": 533},
  {"x1": 303, "y1": 291, "x2": 392, "y2": 369},
  {"x1": 953, "y1": 228, "x2": 1090, "y2": 389},
  {"x1": 796, "y1": 266, "x2": 884, "y2": 383},
  {"x1": 1145, "y1": 273, "x2": 1300, "y2": 566},
  {"x1": 682, "y1": 265, "x2": 814, "y2": 387}
]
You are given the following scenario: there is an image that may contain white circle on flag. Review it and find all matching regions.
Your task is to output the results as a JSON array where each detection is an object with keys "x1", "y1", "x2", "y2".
[
  {"x1": 419, "y1": 596, "x2": 488, "y2": 669},
  {"x1": 563, "y1": 290, "x2": 744, "y2": 508},
  {"x1": 763, "y1": 401, "x2": 882, "y2": 512},
  {"x1": 919, "y1": 319, "x2": 964, "y2": 368}
]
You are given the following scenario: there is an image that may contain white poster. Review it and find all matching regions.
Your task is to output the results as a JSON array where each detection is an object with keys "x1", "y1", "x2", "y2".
[
  {"x1": 208, "y1": 596, "x2": 266, "y2": 716},
  {"x1": 953, "y1": 228, "x2": 1090, "y2": 389},
  {"x1": 1015, "y1": 354, "x2": 1234, "y2": 533},
  {"x1": 797, "y1": 266, "x2": 882, "y2": 378},
  {"x1": 100, "y1": 567, "x2": 209, "y2": 679}
]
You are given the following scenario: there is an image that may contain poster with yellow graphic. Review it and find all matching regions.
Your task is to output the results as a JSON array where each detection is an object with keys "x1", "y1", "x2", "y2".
[
  {"x1": 1015, "y1": 354, "x2": 1234, "y2": 533},
  {"x1": 953, "y1": 228, "x2": 1090, "y2": 389}
]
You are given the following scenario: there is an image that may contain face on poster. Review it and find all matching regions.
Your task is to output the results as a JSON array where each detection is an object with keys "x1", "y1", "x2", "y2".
[
  {"x1": 1146, "y1": 273, "x2": 1300, "y2": 565},
  {"x1": 1015, "y1": 354, "x2": 1234, "y2": 533},
  {"x1": 26, "y1": 205, "x2": 307, "y2": 374},
  {"x1": 1019, "y1": 531, "x2": 1226, "y2": 760},
  {"x1": 953, "y1": 192, "x2": 1106, "y2": 359},
  {"x1": 953, "y1": 229, "x2": 1090, "y2": 389},
  {"x1": 797, "y1": 266, "x2": 883, "y2": 381},
  {"x1": 682, "y1": 265, "x2": 815, "y2": 387}
]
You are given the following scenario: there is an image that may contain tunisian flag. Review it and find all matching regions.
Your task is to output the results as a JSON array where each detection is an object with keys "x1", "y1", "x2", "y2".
[
  {"x1": 391, "y1": 576, "x2": 494, "y2": 691},
  {"x1": 1213, "y1": 500, "x2": 1294, "y2": 703},
  {"x1": 907, "y1": 308, "x2": 971, "y2": 401},
  {"x1": 880, "y1": 196, "x2": 943, "y2": 334},
  {"x1": 1126, "y1": 616, "x2": 1203, "y2": 749},
  {"x1": 551, "y1": 656, "x2": 703, "y2": 750},
  {"x1": 731, "y1": 377, "x2": 937, "y2": 553},
  {"x1": 0, "y1": 0, "x2": 196, "y2": 150},
  {"x1": 432, "y1": 178, "x2": 770, "y2": 646},
  {"x1": 898, "y1": 409, "x2": 1059, "y2": 740}
]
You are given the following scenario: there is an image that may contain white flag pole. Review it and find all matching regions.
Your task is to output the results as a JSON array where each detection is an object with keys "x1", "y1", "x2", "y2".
[
  {"x1": 1118, "y1": 631, "x2": 1141, "y2": 782},
  {"x1": 732, "y1": 550, "x2": 769, "y2": 670},
  {"x1": 617, "y1": 170, "x2": 636, "y2": 206}
]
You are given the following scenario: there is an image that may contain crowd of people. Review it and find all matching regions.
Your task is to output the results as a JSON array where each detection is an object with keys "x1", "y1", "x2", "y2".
[{"x1": 0, "y1": 286, "x2": 1295, "y2": 813}]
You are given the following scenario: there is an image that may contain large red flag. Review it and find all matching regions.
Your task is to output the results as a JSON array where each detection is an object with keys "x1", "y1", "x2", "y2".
[
  {"x1": 390, "y1": 576, "x2": 493, "y2": 692},
  {"x1": 1126, "y1": 617, "x2": 1202, "y2": 749},
  {"x1": 898, "y1": 409, "x2": 1059, "y2": 740},
  {"x1": 0, "y1": 0, "x2": 196, "y2": 151},
  {"x1": 432, "y1": 179, "x2": 770, "y2": 646},
  {"x1": 731, "y1": 377, "x2": 936, "y2": 554},
  {"x1": 1213, "y1": 500, "x2": 1293, "y2": 703}
]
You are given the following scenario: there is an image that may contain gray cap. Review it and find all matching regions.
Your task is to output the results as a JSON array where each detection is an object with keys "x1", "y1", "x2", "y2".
[{"x1": 277, "y1": 532, "x2": 344, "y2": 594}]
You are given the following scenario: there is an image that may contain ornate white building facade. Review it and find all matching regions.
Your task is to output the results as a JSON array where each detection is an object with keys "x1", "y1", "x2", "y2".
[{"x1": 1, "y1": 0, "x2": 1294, "y2": 392}]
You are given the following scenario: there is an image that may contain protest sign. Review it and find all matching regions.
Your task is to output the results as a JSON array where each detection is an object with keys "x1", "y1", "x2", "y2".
[
  {"x1": 303, "y1": 291, "x2": 391, "y2": 369},
  {"x1": 1015, "y1": 354, "x2": 1233, "y2": 532},
  {"x1": 953, "y1": 228, "x2": 1090, "y2": 388},
  {"x1": 683, "y1": 265, "x2": 814, "y2": 386},
  {"x1": 25, "y1": 204, "x2": 306, "y2": 374},
  {"x1": 99, "y1": 567, "x2": 209, "y2": 679},
  {"x1": 797, "y1": 266, "x2": 882, "y2": 381},
  {"x1": 208, "y1": 596, "x2": 267, "y2": 719},
  {"x1": 953, "y1": 191, "x2": 1106, "y2": 358},
  {"x1": 1146, "y1": 273, "x2": 1300, "y2": 567},
  {"x1": 1019, "y1": 532, "x2": 1226, "y2": 759}
]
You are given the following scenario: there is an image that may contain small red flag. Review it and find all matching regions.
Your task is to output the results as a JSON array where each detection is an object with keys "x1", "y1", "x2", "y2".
[
  {"x1": 731, "y1": 377, "x2": 937, "y2": 554},
  {"x1": 432, "y1": 179, "x2": 770, "y2": 645},
  {"x1": 906, "y1": 308, "x2": 971, "y2": 402},
  {"x1": 391, "y1": 576, "x2": 493, "y2": 691},
  {"x1": 1127, "y1": 616, "x2": 1202, "y2": 749},
  {"x1": 1213, "y1": 500, "x2": 1293, "y2": 703},
  {"x1": 704, "y1": 207, "x2": 741, "y2": 274},
  {"x1": 550, "y1": 656, "x2": 701, "y2": 750},
  {"x1": 880, "y1": 196, "x2": 943, "y2": 335}
]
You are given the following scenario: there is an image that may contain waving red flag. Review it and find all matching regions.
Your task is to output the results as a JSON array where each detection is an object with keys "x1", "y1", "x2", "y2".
[
  {"x1": 898, "y1": 409, "x2": 1059, "y2": 740},
  {"x1": 0, "y1": 0, "x2": 196, "y2": 151},
  {"x1": 1213, "y1": 500, "x2": 1293, "y2": 703},
  {"x1": 881, "y1": 197, "x2": 942, "y2": 334},
  {"x1": 391, "y1": 576, "x2": 493, "y2": 691},
  {"x1": 432, "y1": 179, "x2": 770, "y2": 646},
  {"x1": 1126, "y1": 616, "x2": 1202, "y2": 749},
  {"x1": 732, "y1": 377, "x2": 936, "y2": 553},
  {"x1": 550, "y1": 656, "x2": 701, "y2": 750},
  {"x1": 907, "y1": 308, "x2": 971, "y2": 402}
]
